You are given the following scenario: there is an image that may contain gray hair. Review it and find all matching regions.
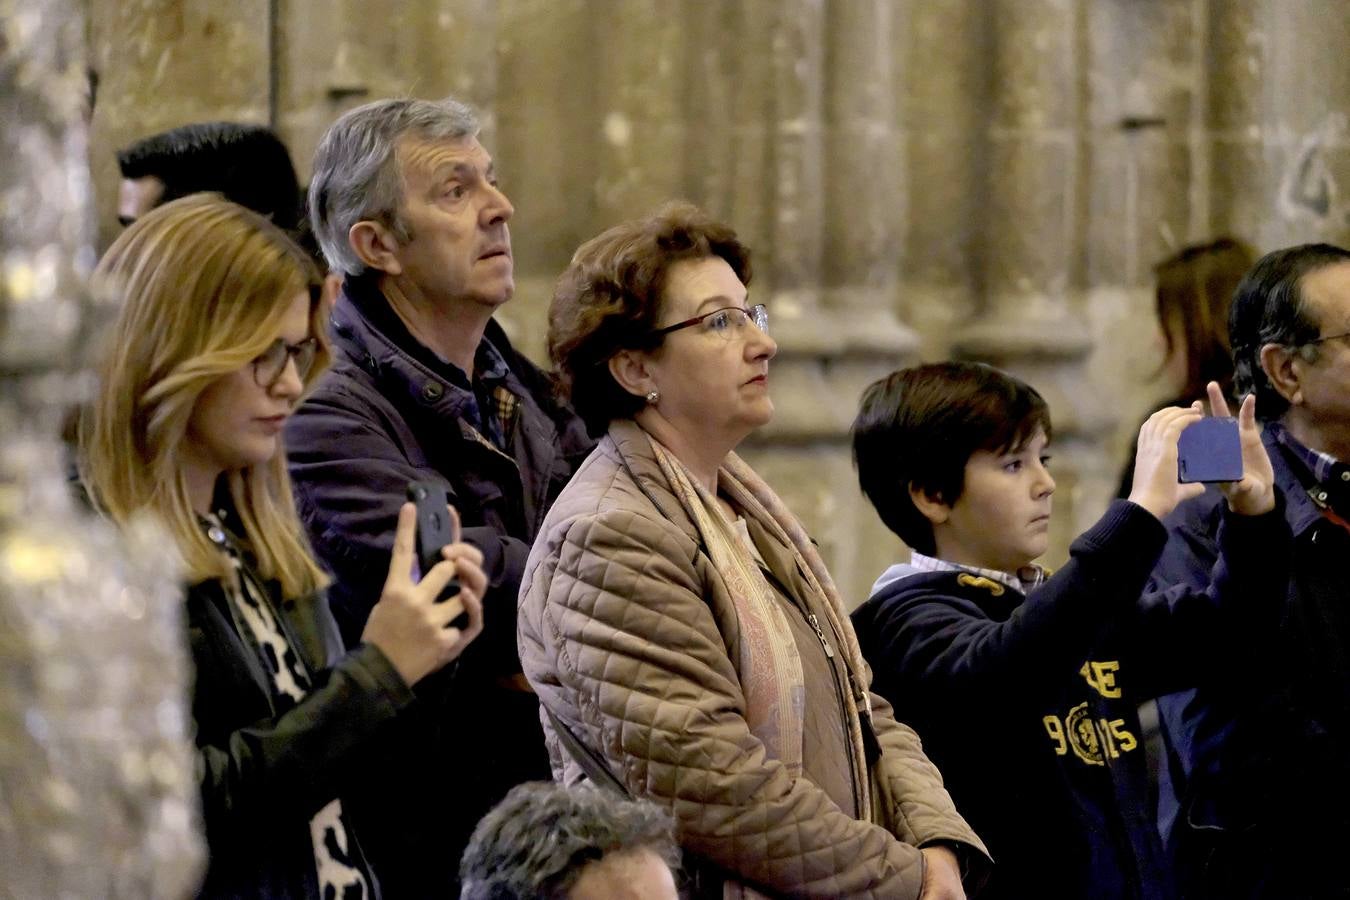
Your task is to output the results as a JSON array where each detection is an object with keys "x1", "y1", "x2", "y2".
[
  {"x1": 459, "y1": 782, "x2": 680, "y2": 900},
  {"x1": 307, "y1": 96, "x2": 479, "y2": 276}
]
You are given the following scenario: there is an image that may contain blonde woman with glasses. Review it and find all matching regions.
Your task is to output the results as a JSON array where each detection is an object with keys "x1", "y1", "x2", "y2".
[{"x1": 79, "y1": 194, "x2": 485, "y2": 899}]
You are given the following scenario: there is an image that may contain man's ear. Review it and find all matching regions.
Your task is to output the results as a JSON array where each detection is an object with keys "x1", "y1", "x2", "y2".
[
  {"x1": 319, "y1": 273, "x2": 342, "y2": 313},
  {"x1": 607, "y1": 349, "x2": 656, "y2": 399},
  {"x1": 348, "y1": 220, "x2": 403, "y2": 276},
  {"x1": 908, "y1": 482, "x2": 951, "y2": 526},
  {"x1": 1259, "y1": 342, "x2": 1305, "y2": 407}
]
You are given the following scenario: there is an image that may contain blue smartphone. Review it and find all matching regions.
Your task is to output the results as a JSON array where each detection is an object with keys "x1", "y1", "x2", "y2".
[{"x1": 1177, "y1": 418, "x2": 1243, "y2": 483}]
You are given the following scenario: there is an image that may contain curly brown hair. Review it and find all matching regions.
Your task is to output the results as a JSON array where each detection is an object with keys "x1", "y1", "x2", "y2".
[{"x1": 548, "y1": 201, "x2": 752, "y2": 436}]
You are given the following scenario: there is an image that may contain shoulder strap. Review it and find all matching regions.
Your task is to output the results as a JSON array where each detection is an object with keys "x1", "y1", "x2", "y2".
[{"x1": 543, "y1": 706, "x2": 631, "y2": 798}]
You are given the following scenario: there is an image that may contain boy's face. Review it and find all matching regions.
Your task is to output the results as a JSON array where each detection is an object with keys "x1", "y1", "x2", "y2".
[{"x1": 929, "y1": 427, "x2": 1055, "y2": 573}]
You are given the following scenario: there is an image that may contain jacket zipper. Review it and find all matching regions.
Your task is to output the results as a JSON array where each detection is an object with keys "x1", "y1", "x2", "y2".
[
  {"x1": 750, "y1": 547, "x2": 864, "y2": 816},
  {"x1": 806, "y1": 612, "x2": 835, "y2": 658},
  {"x1": 802, "y1": 607, "x2": 865, "y2": 817}
]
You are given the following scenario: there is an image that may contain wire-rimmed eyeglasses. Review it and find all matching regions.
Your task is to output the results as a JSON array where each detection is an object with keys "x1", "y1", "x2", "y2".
[
  {"x1": 1301, "y1": 329, "x2": 1350, "y2": 349},
  {"x1": 649, "y1": 304, "x2": 769, "y2": 341}
]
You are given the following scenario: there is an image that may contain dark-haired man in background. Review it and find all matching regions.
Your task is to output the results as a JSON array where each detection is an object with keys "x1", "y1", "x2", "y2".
[
  {"x1": 115, "y1": 121, "x2": 302, "y2": 230},
  {"x1": 1152, "y1": 243, "x2": 1350, "y2": 899}
]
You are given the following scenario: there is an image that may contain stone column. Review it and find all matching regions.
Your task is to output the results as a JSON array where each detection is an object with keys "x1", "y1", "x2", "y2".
[
  {"x1": 900, "y1": 0, "x2": 984, "y2": 359},
  {"x1": 802, "y1": 0, "x2": 919, "y2": 599},
  {"x1": 588, "y1": 0, "x2": 689, "y2": 225},
  {"x1": 952, "y1": 0, "x2": 1090, "y2": 368},
  {"x1": 1078, "y1": 0, "x2": 1202, "y2": 531},
  {"x1": 0, "y1": 0, "x2": 203, "y2": 894},
  {"x1": 949, "y1": 0, "x2": 1094, "y2": 558},
  {"x1": 822, "y1": 0, "x2": 919, "y2": 370},
  {"x1": 492, "y1": 0, "x2": 593, "y2": 361},
  {"x1": 1208, "y1": 0, "x2": 1350, "y2": 250},
  {"x1": 276, "y1": 0, "x2": 500, "y2": 182},
  {"x1": 87, "y1": 0, "x2": 271, "y2": 244},
  {"x1": 748, "y1": 0, "x2": 840, "y2": 440}
]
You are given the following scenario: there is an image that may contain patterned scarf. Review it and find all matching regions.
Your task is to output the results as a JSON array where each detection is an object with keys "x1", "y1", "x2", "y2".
[{"x1": 645, "y1": 434, "x2": 875, "y2": 814}]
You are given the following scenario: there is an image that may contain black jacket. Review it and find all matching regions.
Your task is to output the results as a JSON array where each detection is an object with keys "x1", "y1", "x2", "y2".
[
  {"x1": 284, "y1": 275, "x2": 593, "y2": 895},
  {"x1": 1153, "y1": 430, "x2": 1350, "y2": 897},
  {"x1": 852, "y1": 500, "x2": 1289, "y2": 900},
  {"x1": 187, "y1": 508, "x2": 413, "y2": 899}
]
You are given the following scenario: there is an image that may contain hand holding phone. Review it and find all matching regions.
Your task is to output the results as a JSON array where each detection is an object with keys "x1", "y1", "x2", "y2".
[
  {"x1": 1194, "y1": 384, "x2": 1277, "y2": 516},
  {"x1": 406, "y1": 481, "x2": 467, "y2": 628}
]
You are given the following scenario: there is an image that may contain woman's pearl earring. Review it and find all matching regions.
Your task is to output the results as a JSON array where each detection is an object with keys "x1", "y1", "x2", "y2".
[{"x1": 645, "y1": 390, "x2": 660, "y2": 404}]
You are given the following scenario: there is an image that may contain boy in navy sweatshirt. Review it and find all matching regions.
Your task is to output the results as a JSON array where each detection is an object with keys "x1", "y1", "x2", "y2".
[{"x1": 849, "y1": 362, "x2": 1287, "y2": 900}]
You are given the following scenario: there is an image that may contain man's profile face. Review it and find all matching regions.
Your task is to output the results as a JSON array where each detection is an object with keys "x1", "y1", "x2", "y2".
[
  {"x1": 1289, "y1": 261, "x2": 1350, "y2": 437},
  {"x1": 385, "y1": 135, "x2": 514, "y2": 310},
  {"x1": 117, "y1": 175, "x2": 165, "y2": 226},
  {"x1": 568, "y1": 847, "x2": 678, "y2": 900}
]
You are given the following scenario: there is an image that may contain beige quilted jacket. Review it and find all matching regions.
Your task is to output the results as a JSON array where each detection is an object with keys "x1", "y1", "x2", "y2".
[{"x1": 518, "y1": 421, "x2": 989, "y2": 898}]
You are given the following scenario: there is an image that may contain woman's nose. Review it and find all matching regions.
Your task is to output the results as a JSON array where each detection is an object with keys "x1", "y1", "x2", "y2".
[
  {"x1": 746, "y1": 326, "x2": 777, "y2": 361},
  {"x1": 272, "y1": 357, "x2": 305, "y2": 399}
]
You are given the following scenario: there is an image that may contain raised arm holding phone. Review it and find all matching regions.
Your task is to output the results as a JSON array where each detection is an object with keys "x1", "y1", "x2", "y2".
[
  {"x1": 78, "y1": 195, "x2": 484, "y2": 899},
  {"x1": 850, "y1": 363, "x2": 1288, "y2": 899}
]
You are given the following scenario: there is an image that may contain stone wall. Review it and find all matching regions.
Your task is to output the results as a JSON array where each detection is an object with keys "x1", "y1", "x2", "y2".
[{"x1": 88, "y1": 0, "x2": 1350, "y2": 606}]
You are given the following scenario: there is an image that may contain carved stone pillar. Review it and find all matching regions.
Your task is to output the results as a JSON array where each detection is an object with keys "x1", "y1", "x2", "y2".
[
  {"x1": 823, "y1": 0, "x2": 919, "y2": 369},
  {"x1": 0, "y1": 1, "x2": 204, "y2": 894},
  {"x1": 87, "y1": 0, "x2": 271, "y2": 245},
  {"x1": 900, "y1": 0, "x2": 983, "y2": 359},
  {"x1": 749, "y1": 0, "x2": 839, "y2": 441},
  {"x1": 1209, "y1": 0, "x2": 1350, "y2": 250},
  {"x1": 277, "y1": 0, "x2": 500, "y2": 182},
  {"x1": 1078, "y1": 0, "x2": 1202, "y2": 529},
  {"x1": 493, "y1": 0, "x2": 593, "y2": 360},
  {"x1": 949, "y1": 0, "x2": 1093, "y2": 558}
]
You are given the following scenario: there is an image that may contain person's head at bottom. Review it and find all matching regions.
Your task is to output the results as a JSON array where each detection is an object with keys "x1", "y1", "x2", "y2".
[{"x1": 459, "y1": 782, "x2": 680, "y2": 900}]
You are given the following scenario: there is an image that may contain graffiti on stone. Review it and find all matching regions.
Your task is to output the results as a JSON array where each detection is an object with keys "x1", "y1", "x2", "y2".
[{"x1": 1279, "y1": 114, "x2": 1350, "y2": 231}]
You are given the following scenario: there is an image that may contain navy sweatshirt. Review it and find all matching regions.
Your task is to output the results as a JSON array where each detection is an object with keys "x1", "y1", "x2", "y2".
[{"x1": 852, "y1": 499, "x2": 1289, "y2": 900}]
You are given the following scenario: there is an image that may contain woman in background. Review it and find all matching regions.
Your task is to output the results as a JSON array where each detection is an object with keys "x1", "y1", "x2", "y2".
[
  {"x1": 1117, "y1": 237, "x2": 1255, "y2": 498},
  {"x1": 79, "y1": 194, "x2": 485, "y2": 898}
]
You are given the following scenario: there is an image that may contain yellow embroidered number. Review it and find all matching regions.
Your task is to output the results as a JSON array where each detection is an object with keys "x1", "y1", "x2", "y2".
[
  {"x1": 1104, "y1": 717, "x2": 1137, "y2": 753},
  {"x1": 1043, "y1": 715, "x2": 1068, "y2": 755}
]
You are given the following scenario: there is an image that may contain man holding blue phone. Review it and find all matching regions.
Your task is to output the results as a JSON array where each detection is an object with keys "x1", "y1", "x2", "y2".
[{"x1": 1151, "y1": 243, "x2": 1350, "y2": 900}]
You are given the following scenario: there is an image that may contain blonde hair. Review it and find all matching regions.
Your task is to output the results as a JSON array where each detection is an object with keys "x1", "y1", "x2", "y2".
[{"x1": 79, "y1": 194, "x2": 332, "y2": 597}]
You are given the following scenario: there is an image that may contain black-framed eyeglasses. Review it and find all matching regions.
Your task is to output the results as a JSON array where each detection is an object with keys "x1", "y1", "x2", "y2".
[
  {"x1": 650, "y1": 304, "x2": 769, "y2": 341},
  {"x1": 252, "y1": 337, "x2": 318, "y2": 388}
]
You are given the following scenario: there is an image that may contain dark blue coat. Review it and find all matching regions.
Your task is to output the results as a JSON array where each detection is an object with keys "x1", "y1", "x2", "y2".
[
  {"x1": 1152, "y1": 429, "x2": 1350, "y2": 897},
  {"x1": 284, "y1": 276, "x2": 593, "y2": 897},
  {"x1": 853, "y1": 499, "x2": 1288, "y2": 900}
]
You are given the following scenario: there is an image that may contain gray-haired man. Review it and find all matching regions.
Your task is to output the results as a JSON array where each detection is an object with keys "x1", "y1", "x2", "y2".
[
  {"x1": 459, "y1": 783, "x2": 681, "y2": 900},
  {"x1": 287, "y1": 97, "x2": 593, "y2": 897}
]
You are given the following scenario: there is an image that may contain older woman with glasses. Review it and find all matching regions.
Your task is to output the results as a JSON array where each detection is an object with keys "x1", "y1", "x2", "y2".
[
  {"x1": 80, "y1": 195, "x2": 486, "y2": 898},
  {"x1": 518, "y1": 202, "x2": 988, "y2": 899}
]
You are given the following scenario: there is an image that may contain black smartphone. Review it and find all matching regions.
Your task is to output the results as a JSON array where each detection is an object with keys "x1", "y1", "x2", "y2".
[
  {"x1": 405, "y1": 481, "x2": 467, "y2": 627},
  {"x1": 1177, "y1": 417, "x2": 1243, "y2": 483}
]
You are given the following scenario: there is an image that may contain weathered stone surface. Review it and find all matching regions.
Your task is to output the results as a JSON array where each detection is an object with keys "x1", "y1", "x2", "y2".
[
  {"x1": 88, "y1": 0, "x2": 269, "y2": 245},
  {"x1": 86, "y1": 0, "x2": 1350, "y2": 577},
  {"x1": 1084, "y1": 133, "x2": 1193, "y2": 287}
]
